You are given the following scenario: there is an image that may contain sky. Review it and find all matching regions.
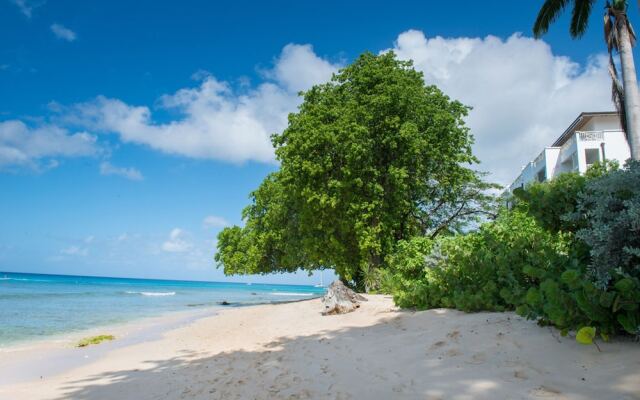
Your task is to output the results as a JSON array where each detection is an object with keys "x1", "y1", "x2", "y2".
[{"x1": 1, "y1": 0, "x2": 638, "y2": 284}]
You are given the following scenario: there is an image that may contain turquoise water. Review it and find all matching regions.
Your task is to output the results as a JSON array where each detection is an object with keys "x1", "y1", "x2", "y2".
[{"x1": 0, "y1": 272, "x2": 326, "y2": 347}]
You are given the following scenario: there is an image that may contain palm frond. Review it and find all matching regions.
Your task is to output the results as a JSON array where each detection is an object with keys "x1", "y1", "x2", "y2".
[
  {"x1": 605, "y1": 11, "x2": 618, "y2": 52},
  {"x1": 534, "y1": 0, "x2": 571, "y2": 38},
  {"x1": 626, "y1": 19, "x2": 636, "y2": 45},
  {"x1": 571, "y1": 0, "x2": 597, "y2": 38},
  {"x1": 609, "y1": 59, "x2": 628, "y2": 135}
]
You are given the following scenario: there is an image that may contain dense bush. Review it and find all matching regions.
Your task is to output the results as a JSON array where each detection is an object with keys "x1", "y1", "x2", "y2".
[
  {"x1": 387, "y1": 162, "x2": 640, "y2": 338},
  {"x1": 512, "y1": 160, "x2": 618, "y2": 234},
  {"x1": 570, "y1": 160, "x2": 640, "y2": 287},
  {"x1": 513, "y1": 172, "x2": 587, "y2": 233},
  {"x1": 387, "y1": 211, "x2": 570, "y2": 312}
]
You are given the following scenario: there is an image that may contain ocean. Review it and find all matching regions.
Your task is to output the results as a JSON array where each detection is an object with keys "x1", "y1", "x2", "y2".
[{"x1": 0, "y1": 272, "x2": 326, "y2": 347}]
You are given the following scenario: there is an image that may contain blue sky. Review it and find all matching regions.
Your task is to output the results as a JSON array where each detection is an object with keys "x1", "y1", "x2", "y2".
[{"x1": 1, "y1": 0, "x2": 638, "y2": 284}]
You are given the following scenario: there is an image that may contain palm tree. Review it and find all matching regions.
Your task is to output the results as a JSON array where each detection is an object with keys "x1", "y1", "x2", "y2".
[{"x1": 533, "y1": 0, "x2": 640, "y2": 161}]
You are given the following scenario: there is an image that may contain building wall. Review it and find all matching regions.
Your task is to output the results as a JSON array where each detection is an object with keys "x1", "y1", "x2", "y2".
[
  {"x1": 544, "y1": 147, "x2": 560, "y2": 179},
  {"x1": 602, "y1": 130, "x2": 632, "y2": 165},
  {"x1": 582, "y1": 114, "x2": 620, "y2": 131}
]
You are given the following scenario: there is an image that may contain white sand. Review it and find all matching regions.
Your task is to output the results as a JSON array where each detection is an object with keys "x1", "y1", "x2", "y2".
[{"x1": 0, "y1": 295, "x2": 639, "y2": 400}]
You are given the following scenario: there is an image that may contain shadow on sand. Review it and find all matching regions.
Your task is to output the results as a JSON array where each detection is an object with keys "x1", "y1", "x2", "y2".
[{"x1": 58, "y1": 309, "x2": 640, "y2": 400}]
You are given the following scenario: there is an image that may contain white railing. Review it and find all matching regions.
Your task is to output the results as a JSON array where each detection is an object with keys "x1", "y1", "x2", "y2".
[{"x1": 577, "y1": 130, "x2": 604, "y2": 141}]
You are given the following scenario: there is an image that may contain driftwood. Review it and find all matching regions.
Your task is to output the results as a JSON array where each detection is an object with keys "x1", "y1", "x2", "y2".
[{"x1": 321, "y1": 281, "x2": 367, "y2": 315}]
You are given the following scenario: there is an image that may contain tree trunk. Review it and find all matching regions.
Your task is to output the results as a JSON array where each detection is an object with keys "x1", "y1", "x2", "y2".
[{"x1": 618, "y1": 20, "x2": 640, "y2": 160}]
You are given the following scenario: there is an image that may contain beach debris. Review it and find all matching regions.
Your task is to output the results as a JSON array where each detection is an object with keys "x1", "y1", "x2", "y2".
[
  {"x1": 76, "y1": 334, "x2": 115, "y2": 347},
  {"x1": 321, "y1": 280, "x2": 367, "y2": 315}
]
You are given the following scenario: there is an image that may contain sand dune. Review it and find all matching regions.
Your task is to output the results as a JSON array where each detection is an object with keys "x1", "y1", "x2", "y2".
[{"x1": 1, "y1": 295, "x2": 639, "y2": 399}]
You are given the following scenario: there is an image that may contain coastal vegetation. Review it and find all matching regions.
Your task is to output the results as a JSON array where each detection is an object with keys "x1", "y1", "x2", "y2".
[
  {"x1": 216, "y1": 52, "x2": 497, "y2": 292},
  {"x1": 216, "y1": 45, "x2": 639, "y2": 342},
  {"x1": 76, "y1": 334, "x2": 115, "y2": 348},
  {"x1": 384, "y1": 161, "x2": 640, "y2": 340}
]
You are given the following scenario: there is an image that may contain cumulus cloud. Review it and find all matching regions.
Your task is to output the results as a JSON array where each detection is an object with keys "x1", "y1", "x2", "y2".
[
  {"x1": 50, "y1": 23, "x2": 77, "y2": 42},
  {"x1": 161, "y1": 228, "x2": 193, "y2": 253},
  {"x1": 266, "y1": 44, "x2": 339, "y2": 93},
  {"x1": 0, "y1": 120, "x2": 97, "y2": 169},
  {"x1": 1, "y1": 35, "x2": 613, "y2": 183},
  {"x1": 386, "y1": 30, "x2": 612, "y2": 184},
  {"x1": 61, "y1": 44, "x2": 339, "y2": 164},
  {"x1": 60, "y1": 245, "x2": 88, "y2": 256},
  {"x1": 99, "y1": 161, "x2": 143, "y2": 181},
  {"x1": 202, "y1": 215, "x2": 230, "y2": 229}
]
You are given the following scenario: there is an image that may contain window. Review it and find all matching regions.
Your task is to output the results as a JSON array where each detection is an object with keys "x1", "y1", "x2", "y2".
[
  {"x1": 536, "y1": 168, "x2": 546, "y2": 182},
  {"x1": 585, "y1": 148, "x2": 600, "y2": 166}
]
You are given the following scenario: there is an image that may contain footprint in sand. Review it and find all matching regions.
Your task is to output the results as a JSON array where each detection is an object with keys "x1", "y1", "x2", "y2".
[
  {"x1": 429, "y1": 340, "x2": 447, "y2": 350},
  {"x1": 392, "y1": 384, "x2": 406, "y2": 393},
  {"x1": 466, "y1": 352, "x2": 486, "y2": 365},
  {"x1": 447, "y1": 330, "x2": 461, "y2": 342},
  {"x1": 530, "y1": 385, "x2": 564, "y2": 398},
  {"x1": 513, "y1": 370, "x2": 528, "y2": 380},
  {"x1": 446, "y1": 348, "x2": 462, "y2": 357}
]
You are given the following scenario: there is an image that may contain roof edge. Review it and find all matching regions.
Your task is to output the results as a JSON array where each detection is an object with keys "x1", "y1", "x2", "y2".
[{"x1": 551, "y1": 111, "x2": 618, "y2": 147}]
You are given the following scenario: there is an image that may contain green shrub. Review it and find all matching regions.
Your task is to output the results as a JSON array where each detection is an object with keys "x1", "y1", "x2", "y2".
[
  {"x1": 388, "y1": 203, "x2": 640, "y2": 337},
  {"x1": 512, "y1": 160, "x2": 618, "y2": 234},
  {"x1": 388, "y1": 211, "x2": 570, "y2": 312},
  {"x1": 513, "y1": 172, "x2": 587, "y2": 233},
  {"x1": 570, "y1": 160, "x2": 640, "y2": 287}
]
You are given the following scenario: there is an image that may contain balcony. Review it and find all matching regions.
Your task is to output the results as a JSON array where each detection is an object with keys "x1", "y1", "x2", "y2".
[{"x1": 577, "y1": 130, "x2": 605, "y2": 141}]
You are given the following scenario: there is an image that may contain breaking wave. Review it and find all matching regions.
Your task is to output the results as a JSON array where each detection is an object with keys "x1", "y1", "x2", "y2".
[{"x1": 125, "y1": 291, "x2": 176, "y2": 296}]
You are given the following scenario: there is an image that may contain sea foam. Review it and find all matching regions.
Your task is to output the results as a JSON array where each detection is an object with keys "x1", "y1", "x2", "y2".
[
  {"x1": 126, "y1": 291, "x2": 176, "y2": 296},
  {"x1": 270, "y1": 292, "x2": 315, "y2": 297}
]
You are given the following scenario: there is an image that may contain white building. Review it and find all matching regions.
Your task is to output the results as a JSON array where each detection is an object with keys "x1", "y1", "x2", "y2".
[{"x1": 505, "y1": 112, "x2": 631, "y2": 194}]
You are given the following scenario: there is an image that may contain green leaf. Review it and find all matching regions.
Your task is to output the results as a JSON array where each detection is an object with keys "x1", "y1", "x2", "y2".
[
  {"x1": 576, "y1": 326, "x2": 596, "y2": 345},
  {"x1": 615, "y1": 278, "x2": 634, "y2": 293},
  {"x1": 560, "y1": 269, "x2": 580, "y2": 288}
]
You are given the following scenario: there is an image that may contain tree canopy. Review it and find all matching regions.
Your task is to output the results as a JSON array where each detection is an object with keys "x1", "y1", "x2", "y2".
[{"x1": 215, "y1": 52, "x2": 494, "y2": 291}]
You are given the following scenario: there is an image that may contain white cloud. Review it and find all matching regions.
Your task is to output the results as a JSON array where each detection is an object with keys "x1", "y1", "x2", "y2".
[
  {"x1": 50, "y1": 23, "x2": 76, "y2": 42},
  {"x1": 60, "y1": 245, "x2": 88, "y2": 257},
  {"x1": 266, "y1": 44, "x2": 339, "y2": 93},
  {"x1": 61, "y1": 44, "x2": 340, "y2": 164},
  {"x1": 99, "y1": 161, "x2": 143, "y2": 181},
  {"x1": 84, "y1": 235, "x2": 94, "y2": 243},
  {"x1": 202, "y1": 215, "x2": 230, "y2": 229},
  {"x1": 11, "y1": 0, "x2": 42, "y2": 18},
  {"x1": 0, "y1": 120, "x2": 98, "y2": 169},
  {"x1": 387, "y1": 30, "x2": 612, "y2": 184},
  {"x1": 161, "y1": 228, "x2": 193, "y2": 253},
  {"x1": 1, "y1": 35, "x2": 613, "y2": 184}
]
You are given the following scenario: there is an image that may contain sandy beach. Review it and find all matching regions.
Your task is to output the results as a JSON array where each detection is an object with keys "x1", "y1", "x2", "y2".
[{"x1": 0, "y1": 295, "x2": 639, "y2": 400}]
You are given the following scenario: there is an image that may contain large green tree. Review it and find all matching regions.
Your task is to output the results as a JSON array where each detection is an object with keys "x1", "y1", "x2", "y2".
[
  {"x1": 533, "y1": 0, "x2": 640, "y2": 160},
  {"x1": 215, "y1": 52, "x2": 494, "y2": 291}
]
